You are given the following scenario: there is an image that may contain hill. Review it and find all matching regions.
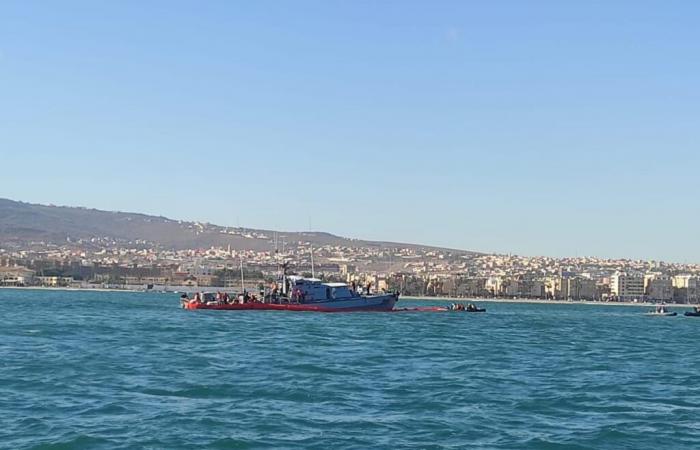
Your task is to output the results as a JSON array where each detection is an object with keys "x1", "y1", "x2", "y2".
[{"x1": 0, "y1": 198, "x2": 475, "y2": 254}]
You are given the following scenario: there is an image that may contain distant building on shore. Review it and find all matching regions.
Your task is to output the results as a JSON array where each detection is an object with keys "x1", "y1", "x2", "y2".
[
  {"x1": 610, "y1": 272, "x2": 644, "y2": 301},
  {"x1": 548, "y1": 276, "x2": 597, "y2": 300},
  {"x1": 672, "y1": 275, "x2": 699, "y2": 303},
  {"x1": 644, "y1": 273, "x2": 673, "y2": 302},
  {"x1": 0, "y1": 266, "x2": 35, "y2": 286},
  {"x1": 36, "y1": 275, "x2": 76, "y2": 287},
  {"x1": 520, "y1": 278, "x2": 546, "y2": 298}
]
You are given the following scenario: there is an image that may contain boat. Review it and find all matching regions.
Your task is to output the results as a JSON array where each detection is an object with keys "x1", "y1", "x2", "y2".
[
  {"x1": 447, "y1": 303, "x2": 486, "y2": 312},
  {"x1": 393, "y1": 305, "x2": 486, "y2": 313},
  {"x1": 393, "y1": 306, "x2": 450, "y2": 312},
  {"x1": 644, "y1": 311, "x2": 677, "y2": 317},
  {"x1": 644, "y1": 304, "x2": 677, "y2": 316},
  {"x1": 684, "y1": 307, "x2": 700, "y2": 317},
  {"x1": 181, "y1": 276, "x2": 399, "y2": 312}
]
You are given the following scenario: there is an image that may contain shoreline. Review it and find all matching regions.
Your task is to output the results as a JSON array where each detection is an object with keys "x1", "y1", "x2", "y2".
[
  {"x1": 404, "y1": 296, "x2": 696, "y2": 308},
  {"x1": 0, "y1": 286, "x2": 144, "y2": 293},
  {"x1": 1, "y1": 286, "x2": 696, "y2": 308}
]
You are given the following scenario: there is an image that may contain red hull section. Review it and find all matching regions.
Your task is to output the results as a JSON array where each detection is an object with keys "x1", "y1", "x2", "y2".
[{"x1": 182, "y1": 301, "x2": 395, "y2": 312}]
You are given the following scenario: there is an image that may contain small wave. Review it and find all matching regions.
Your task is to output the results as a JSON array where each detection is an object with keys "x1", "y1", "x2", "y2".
[{"x1": 28, "y1": 435, "x2": 111, "y2": 450}]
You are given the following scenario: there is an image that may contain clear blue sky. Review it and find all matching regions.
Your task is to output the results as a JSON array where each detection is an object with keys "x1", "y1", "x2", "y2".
[{"x1": 1, "y1": 1, "x2": 699, "y2": 261}]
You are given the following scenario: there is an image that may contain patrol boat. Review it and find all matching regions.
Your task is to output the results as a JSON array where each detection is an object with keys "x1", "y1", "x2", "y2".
[{"x1": 181, "y1": 276, "x2": 399, "y2": 312}]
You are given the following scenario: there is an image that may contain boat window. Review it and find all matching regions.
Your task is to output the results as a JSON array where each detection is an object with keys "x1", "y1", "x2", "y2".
[{"x1": 326, "y1": 287, "x2": 331, "y2": 299}]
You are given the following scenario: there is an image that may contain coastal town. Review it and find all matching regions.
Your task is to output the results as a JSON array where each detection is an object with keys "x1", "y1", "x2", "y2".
[{"x1": 1, "y1": 235, "x2": 699, "y2": 304}]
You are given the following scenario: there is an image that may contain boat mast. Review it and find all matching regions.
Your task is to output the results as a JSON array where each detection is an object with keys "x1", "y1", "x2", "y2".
[
  {"x1": 310, "y1": 245, "x2": 315, "y2": 279},
  {"x1": 240, "y1": 255, "x2": 245, "y2": 293}
]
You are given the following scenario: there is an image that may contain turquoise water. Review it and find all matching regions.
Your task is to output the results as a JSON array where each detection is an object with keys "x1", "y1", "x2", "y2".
[{"x1": 2, "y1": 289, "x2": 699, "y2": 449}]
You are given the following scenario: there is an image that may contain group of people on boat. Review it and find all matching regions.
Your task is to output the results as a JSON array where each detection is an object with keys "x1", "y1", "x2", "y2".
[
  {"x1": 655, "y1": 304, "x2": 669, "y2": 314},
  {"x1": 449, "y1": 302, "x2": 481, "y2": 312},
  {"x1": 181, "y1": 291, "x2": 260, "y2": 306},
  {"x1": 350, "y1": 280, "x2": 374, "y2": 295},
  {"x1": 265, "y1": 282, "x2": 304, "y2": 303}
]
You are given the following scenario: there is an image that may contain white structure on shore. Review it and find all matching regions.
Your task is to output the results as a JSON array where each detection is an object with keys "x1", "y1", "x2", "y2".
[
  {"x1": 672, "y1": 275, "x2": 700, "y2": 303},
  {"x1": 610, "y1": 272, "x2": 644, "y2": 301},
  {"x1": 644, "y1": 273, "x2": 673, "y2": 302}
]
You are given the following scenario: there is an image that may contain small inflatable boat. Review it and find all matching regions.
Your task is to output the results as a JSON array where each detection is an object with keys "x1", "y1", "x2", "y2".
[
  {"x1": 684, "y1": 311, "x2": 700, "y2": 317},
  {"x1": 644, "y1": 311, "x2": 677, "y2": 317},
  {"x1": 447, "y1": 303, "x2": 486, "y2": 312}
]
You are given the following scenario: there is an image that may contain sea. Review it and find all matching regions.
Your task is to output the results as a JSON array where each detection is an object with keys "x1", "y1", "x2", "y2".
[{"x1": 2, "y1": 289, "x2": 699, "y2": 449}]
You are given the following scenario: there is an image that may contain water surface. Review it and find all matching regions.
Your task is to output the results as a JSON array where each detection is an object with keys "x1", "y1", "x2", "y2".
[{"x1": 2, "y1": 289, "x2": 699, "y2": 449}]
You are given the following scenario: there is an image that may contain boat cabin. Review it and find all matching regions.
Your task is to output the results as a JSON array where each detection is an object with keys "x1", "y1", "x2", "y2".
[{"x1": 287, "y1": 276, "x2": 356, "y2": 302}]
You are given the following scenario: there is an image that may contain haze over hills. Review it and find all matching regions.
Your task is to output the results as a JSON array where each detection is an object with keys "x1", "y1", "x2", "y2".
[{"x1": 0, "y1": 198, "x2": 476, "y2": 255}]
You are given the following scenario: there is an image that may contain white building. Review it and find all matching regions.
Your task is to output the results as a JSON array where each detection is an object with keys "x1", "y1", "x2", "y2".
[
  {"x1": 644, "y1": 274, "x2": 673, "y2": 302},
  {"x1": 672, "y1": 275, "x2": 700, "y2": 303},
  {"x1": 485, "y1": 277, "x2": 502, "y2": 295},
  {"x1": 610, "y1": 272, "x2": 644, "y2": 301},
  {"x1": 503, "y1": 280, "x2": 520, "y2": 296},
  {"x1": 0, "y1": 266, "x2": 35, "y2": 286},
  {"x1": 555, "y1": 276, "x2": 597, "y2": 300}
]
